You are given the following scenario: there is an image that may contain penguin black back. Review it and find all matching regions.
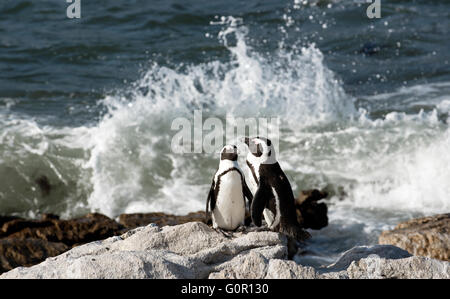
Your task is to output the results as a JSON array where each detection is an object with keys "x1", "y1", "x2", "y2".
[{"x1": 245, "y1": 137, "x2": 310, "y2": 241}]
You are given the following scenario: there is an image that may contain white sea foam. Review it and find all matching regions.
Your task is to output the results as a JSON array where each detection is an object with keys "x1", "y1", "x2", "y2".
[
  {"x1": 283, "y1": 107, "x2": 449, "y2": 213},
  {"x1": 83, "y1": 17, "x2": 356, "y2": 217},
  {"x1": 0, "y1": 112, "x2": 92, "y2": 217},
  {"x1": 1, "y1": 16, "x2": 449, "y2": 225},
  {"x1": 72, "y1": 18, "x2": 450, "y2": 220}
]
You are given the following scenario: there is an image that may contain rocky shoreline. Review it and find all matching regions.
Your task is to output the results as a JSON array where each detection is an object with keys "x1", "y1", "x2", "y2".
[
  {"x1": 1, "y1": 221, "x2": 448, "y2": 279},
  {"x1": 0, "y1": 190, "x2": 448, "y2": 278},
  {"x1": 0, "y1": 189, "x2": 328, "y2": 275},
  {"x1": 379, "y1": 213, "x2": 449, "y2": 261},
  {"x1": 0, "y1": 211, "x2": 208, "y2": 274}
]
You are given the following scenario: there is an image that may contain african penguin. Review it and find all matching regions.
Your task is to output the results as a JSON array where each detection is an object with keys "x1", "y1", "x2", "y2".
[
  {"x1": 244, "y1": 137, "x2": 310, "y2": 241},
  {"x1": 206, "y1": 145, "x2": 253, "y2": 231}
]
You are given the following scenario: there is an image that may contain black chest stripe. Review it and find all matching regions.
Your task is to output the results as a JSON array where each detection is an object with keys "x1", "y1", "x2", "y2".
[
  {"x1": 217, "y1": 167, "x2": 241, "y2": 181},
  {"x1": 212, "y1": 167, "x2": 253, "y2": 218},
  {"x1": 215, "y1": 167, "x2": 243, "y2": 200}
]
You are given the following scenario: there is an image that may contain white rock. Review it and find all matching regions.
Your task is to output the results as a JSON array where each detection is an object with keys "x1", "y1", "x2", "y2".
[
  {"x1": 265, "y1": 259, "x2": 319, "y2": 279},
  {"x1": 324, "y1": 244, "x2": 411, "y2": 272},
  {"x1": 2, "y1": 222, "x2": 448, "y2": 279},
  {"x1": 347, "y1": 255, "x2": 450, "y2": 279},
  {"x1": 208, "y1": 251, "x2": 269, "y2": 279},
  {"x1": 321, "y1": 245, "x2": 449, "y2": 279},
  {"x1": 0, "y1": 222, "x2": 287, "y2": 279}
]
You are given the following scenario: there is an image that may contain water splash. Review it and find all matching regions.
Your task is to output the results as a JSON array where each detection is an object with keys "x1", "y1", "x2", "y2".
[
  {"x1": 84, "y1": 16, "x2": 355, "y2": 217},
  {"x1": 0, "y1": 14, "x2": 448, "y2": 224}
]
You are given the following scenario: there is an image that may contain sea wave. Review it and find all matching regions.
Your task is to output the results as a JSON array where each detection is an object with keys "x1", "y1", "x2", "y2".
[{"x1": 0, "y1": 16, "x2": 449, "y2": 223}]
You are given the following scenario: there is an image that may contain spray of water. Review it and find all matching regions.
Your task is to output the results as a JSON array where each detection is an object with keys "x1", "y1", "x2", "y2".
[
  {"x1": 0, "y1": 16, "x2": 448, "y2": 226},
  {"x1": 83, "y1": 16, "x2": 358, "y2": 217}
]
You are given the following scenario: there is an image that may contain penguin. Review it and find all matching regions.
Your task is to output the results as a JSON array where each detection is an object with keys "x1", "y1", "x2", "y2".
[
  {"x1": 244, "y1": 137, "x2": 310, "y2": 241},
  {"x1": 206, "y1": 145, "x2": 253, "y2": 232}
]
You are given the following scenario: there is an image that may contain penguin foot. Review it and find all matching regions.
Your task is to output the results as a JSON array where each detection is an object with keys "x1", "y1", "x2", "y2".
[
  {"x1": 215, "y1": 228, "x2": 233, "y2": 239},
  {"x1": 234, "y1": 225, "x2": 247, "y2": 233},
  {"x1": 279, "y1": 224, "x2": 311, "y2": 242}
]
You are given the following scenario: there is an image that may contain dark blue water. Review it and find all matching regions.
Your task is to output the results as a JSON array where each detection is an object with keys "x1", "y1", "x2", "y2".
[
  {"x1": 1, "y1": 0, "x2": 449, "y2": 268},
  {"x1": 2, "y1": 0, "x2": 449, "y2": 125}
]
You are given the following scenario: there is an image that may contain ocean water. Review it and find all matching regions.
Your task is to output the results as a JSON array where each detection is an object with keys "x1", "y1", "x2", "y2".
[{"x1": 1, "y1": 0, "x2": 449, "y2": 268}]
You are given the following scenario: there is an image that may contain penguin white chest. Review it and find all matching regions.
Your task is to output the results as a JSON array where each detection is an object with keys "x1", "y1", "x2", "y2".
[
  {"x1": 212, "y1": 171, "x2": 245, "y2": 230},
  {"x1": 246, "y1": 161, "x2": 260, "y2": 194}
]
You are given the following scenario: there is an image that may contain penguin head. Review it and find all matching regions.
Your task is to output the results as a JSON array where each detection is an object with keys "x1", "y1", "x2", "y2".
[
  {"x1": 220, "y1": 144, "x2": 238, "y2": 161},
  {"x1": 244, "y1": 136, "x2": 276, "y2": 165}
]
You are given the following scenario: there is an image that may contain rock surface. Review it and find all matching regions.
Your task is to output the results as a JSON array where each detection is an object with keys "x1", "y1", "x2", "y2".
[
  {"x1": 321, "y1": 245, "x2": 449, "y2": 279},
  {"x1": 0, "y1": 213, "x2": 126, "y2": 273},
  {"x1": 0, "y1": 213, "x2": 124, "y2": 246},
  {"x1": 379, "y1": 213, "x2": 450, "y2": 261},
  {"x1": 1, "y1": 222, "x2": 449, "y2": 279},
  {"x1": 0, "y1": 238, "x2": 68, "y2": 273},
  {"x1": 346, "y1": 255, "x2": 449, "y2": 279},
  {"x1": 323, "y1": 244, "x2": 412, "y2": 273},
  {"x1": 0, "y1": 222, "x2": 288, "y2": 279},
  {"x1": 118, "y1": 211, "x2": 207, "y2": 229},
  {"x1": 0, "y1": 189, "x2": 331, "y2": 274}
]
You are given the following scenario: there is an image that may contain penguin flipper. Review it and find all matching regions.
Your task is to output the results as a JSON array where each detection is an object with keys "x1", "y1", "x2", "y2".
[
  {"x1": 242, "y1": 178, "x2": 253, "y2": 208},
  {"x1": 251, "y1": 182, "x2": 271, "y2": 227},
  {"x1": 206, "y1": 179, "x2": 216, "y2": 223}
]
